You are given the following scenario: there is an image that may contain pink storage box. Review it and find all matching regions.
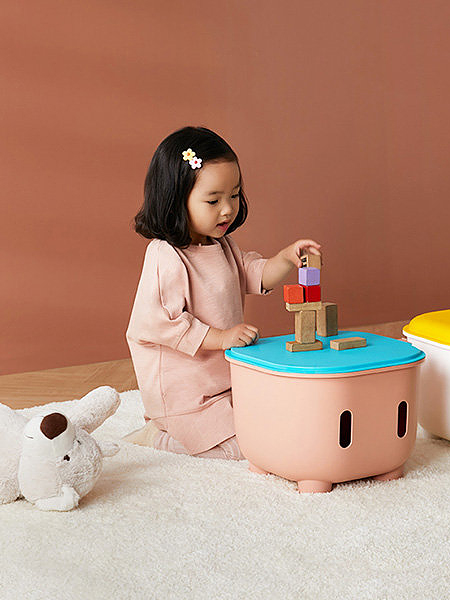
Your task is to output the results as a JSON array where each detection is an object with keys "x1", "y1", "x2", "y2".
[{"x1": 225, "y1": 331, "x2": 425, "y2": 493}]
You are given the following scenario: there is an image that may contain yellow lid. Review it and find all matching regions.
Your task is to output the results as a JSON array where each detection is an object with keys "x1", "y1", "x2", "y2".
[{"x1": 403, "y1": 309, "x2": 450, "y2": 346}]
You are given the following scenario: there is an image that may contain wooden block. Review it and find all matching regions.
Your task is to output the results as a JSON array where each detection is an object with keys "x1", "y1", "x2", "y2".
[
  {"x1": 294, "y1": 310, "x2": 316, "y2": 343},
  {"x1": 301, "y1": 284, "x2": 321, "y2": 302},
  {"x1": 283, "y1": 284, "x2": 304, "y2": 304},
  {"x1": 330, "y1": 337, "x2": 367, "y2": 350},
  {"x1": 316, "y1": 302, "x2": 338, "y2": 336},
  {"x1": 300, "y1": 254, "x2": 322, "y2": 270},
  {"x1": 298, "y1": 267, "x2": 320, "y2": 286},
  {"x1": 285, "y1": 301, "x2": 322, "y2": 312},
  {"x1": 286, "y1": 339, "x2": 323, "y2": 352}
]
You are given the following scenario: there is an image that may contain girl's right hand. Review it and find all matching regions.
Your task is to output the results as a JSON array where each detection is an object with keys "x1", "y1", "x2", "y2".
[{"x1": 221, "y1": 323, "x2": 259, "y2": 349}]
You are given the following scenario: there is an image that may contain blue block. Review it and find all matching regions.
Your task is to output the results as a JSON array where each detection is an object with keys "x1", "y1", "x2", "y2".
[{"x1": 298, "y1": 267, "x2": 320, "y2": 286}]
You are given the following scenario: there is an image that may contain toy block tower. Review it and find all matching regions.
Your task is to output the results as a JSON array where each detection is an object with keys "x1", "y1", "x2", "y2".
[{"x1": 284, "y1": 252, "x2": 339, "y2": 352}]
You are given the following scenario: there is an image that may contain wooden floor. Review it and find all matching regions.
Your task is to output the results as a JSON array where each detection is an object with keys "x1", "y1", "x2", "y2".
[
  {"x1": 0, "y1": 320, "x2": 409, "y2": 410},
  {"x1": 0, "y1": 359, "x2": 138, "y2": 409}
]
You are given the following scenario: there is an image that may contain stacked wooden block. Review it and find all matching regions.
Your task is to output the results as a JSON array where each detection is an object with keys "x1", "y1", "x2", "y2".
[{"x1": 284, "y1": 254, "x2": 338, "y2": 352}]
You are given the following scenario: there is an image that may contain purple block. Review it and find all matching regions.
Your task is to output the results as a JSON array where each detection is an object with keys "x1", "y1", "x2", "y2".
[{"x1": 298, "y1": 267, "x2": 320, "y2": 286}]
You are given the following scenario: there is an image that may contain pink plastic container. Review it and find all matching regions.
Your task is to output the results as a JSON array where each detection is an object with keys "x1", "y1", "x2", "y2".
[{"x1": 225, "y1": 331, "x2": 425, "y2": 493}]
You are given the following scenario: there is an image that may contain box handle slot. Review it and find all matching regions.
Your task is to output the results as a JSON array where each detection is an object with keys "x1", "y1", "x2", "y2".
[{"x1": 339, "y1": 410, "x2": 352, "y2": 448}]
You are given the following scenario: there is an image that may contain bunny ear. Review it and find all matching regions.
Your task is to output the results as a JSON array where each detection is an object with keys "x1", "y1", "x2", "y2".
[
  {"x1": 97, "y1": 441, "x2": 120, "y2": 458},
  {"x1": 67, "y1": 386, "x2": 120, "y2": 433}
]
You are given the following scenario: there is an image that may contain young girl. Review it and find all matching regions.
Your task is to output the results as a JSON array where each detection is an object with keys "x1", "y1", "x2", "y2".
[{"x1": 125, "y1": 126, "x2": 321, "y2": 460}]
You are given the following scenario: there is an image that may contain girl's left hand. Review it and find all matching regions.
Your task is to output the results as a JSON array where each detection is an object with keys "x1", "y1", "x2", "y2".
[{"x1": 284, "y1": 239, "x2": 322, "y2": 269}]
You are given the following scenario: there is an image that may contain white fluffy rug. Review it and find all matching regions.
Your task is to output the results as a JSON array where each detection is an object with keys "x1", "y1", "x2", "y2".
[{"x1": 1, "y1": 390, "x2": 449, "y2": 600}]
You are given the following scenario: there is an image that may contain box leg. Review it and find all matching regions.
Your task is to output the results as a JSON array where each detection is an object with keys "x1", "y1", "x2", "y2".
[
  {"x1": 297, "y1": 480, "x2": 332, "y2": 493},
  {"x1": 372, "y1": 465, "x2": 404, "y2": 482}
]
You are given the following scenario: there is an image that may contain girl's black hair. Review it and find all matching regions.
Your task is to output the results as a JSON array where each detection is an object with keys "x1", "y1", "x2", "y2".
[{"x1": 133, "y1": 126, "x2": 248, "y2": 248}]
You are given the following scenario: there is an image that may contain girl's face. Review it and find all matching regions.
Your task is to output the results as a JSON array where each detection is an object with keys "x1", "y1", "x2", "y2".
[{"x1": 186, "y1": 160, "x2": 241, "y2": 245}]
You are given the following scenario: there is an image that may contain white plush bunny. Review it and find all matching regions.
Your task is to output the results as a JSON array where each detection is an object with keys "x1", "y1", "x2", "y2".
[{"x1": 0, "y1": 386, "x2": 120, "y2": 511}]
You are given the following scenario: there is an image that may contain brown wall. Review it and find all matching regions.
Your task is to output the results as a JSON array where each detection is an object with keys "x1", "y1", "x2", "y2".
[{"x1": 1, "y1": 1, "x2": 449, "y2": 375}]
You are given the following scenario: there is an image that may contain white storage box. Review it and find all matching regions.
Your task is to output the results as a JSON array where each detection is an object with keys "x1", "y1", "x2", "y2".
[{"x1": 403, "y1": 309, "x2": 450, "y2": 440}]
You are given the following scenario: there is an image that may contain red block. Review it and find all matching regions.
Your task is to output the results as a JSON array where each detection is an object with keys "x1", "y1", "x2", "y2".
[
  {"x1": 301, "y1": 284, "x2": 321, "y2": 302},
  {"x1": 283, "y1": 284, "x2": 304, "y2": 303}
]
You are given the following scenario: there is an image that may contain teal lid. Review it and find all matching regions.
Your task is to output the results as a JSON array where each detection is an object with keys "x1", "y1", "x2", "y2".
[{"x1": 224, "y1": 331, "x2": 425, "y2": 375}]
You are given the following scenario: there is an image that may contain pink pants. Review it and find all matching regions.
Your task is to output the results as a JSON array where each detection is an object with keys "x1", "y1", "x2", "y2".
[{"x1": 153, "y1": 430, "x2": 245, "y2": 460}]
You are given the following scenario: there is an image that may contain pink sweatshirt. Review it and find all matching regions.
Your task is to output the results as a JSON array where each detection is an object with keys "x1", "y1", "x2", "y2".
[{"x1": 126, "y1": 235, "x2": 273, "y2": 454}]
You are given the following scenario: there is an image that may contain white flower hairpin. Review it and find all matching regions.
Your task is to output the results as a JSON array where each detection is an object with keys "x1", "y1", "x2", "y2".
[{"x1": 182, "y1": 148, "x2": 202, "y2": 170}]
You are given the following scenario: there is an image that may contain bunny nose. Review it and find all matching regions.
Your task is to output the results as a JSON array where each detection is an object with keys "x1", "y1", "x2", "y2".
[{"x1": 40, "y1": 413, "x2": 68, "y2": 439}]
